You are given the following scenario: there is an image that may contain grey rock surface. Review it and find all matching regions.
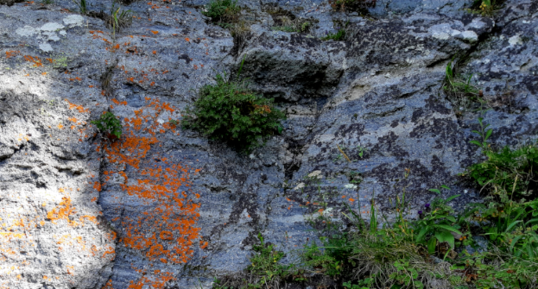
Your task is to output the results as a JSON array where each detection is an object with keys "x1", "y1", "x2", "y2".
[{"x1": 0, "y1": 0, "x2": 537, "y2": 288}]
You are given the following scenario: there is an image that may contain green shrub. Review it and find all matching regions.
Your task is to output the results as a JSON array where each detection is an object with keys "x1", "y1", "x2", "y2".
[
  {"x1": 182, "y1": 73, "x2": 285, "y2": 152},
  {"x1": 202, "y1": 0, "x2": 241, "y2": 27},
  {"x1": 91, "y1": 111, "x2": 122, "y2": 139}
]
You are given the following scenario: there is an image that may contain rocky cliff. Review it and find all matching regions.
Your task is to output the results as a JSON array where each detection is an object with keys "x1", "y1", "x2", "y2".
[{"x1": 0, "y1": 0, "x2": 537, "y2": 288}]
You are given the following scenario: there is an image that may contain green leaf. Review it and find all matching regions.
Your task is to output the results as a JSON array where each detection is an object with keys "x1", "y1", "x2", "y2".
[
  {"x1": 433, "y1": 224, "x2": 463, "y2": 236},
  {"x1": 505, "y1": 220, "x2": 523, "y2": 232},
  {"x1": 435, "y1": 230, "x2": 455, "y2": 249},
  {"x1": 485, "y1": 128, "x2": 493, "y2": 141},
  {"x1": 428, "y1": 237, "x2": 437, "y2": 254},
  {"x1": 429, "y1": 189, "x2": 441, "y2": 194},
  {"x1": 470, "y1": 140, "x2": 483, "y2": 147},
  {"x1": 445, "y1": 194, "x2": 461, "y2": 203}
]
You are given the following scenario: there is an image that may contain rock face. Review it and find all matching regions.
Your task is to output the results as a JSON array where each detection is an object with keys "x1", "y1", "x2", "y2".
[{"x1": 0, "y1": 0, "x2": 537, "y2": 288}]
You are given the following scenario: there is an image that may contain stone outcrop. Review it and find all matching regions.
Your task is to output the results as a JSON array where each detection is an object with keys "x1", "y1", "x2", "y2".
[{"x1": 0, "y1": 0, "x2": 537, "y2": 288}]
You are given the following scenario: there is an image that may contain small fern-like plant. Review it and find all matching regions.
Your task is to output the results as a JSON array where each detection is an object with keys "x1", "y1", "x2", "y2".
[
  {"x1": 182, "y1": 73, "x2": 285, "y2": 152},
  {"x1": 91, "y1": 111, "x2": 122, "y2": 140}
]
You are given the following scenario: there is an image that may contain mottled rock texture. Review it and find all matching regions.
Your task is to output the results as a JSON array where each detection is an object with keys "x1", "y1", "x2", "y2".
[{"x1": 0, "y1": 0, "x2": 537, "y2": 288}]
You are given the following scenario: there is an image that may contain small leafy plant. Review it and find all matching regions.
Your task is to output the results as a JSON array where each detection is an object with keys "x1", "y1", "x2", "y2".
[
  {"x1": 182, "y1": 71, "x2": 285, "y2": 152},
  {"x1": 413, "y1": 194, "x2": 466, "y2": 255},
  {"x1": 469, "y1": 0, "x2": 502, "y2": 16},
  {"x1": 202, "y1": 0, "x2": 241, "y2": 27},
  {"x1": 469, "y1": 116, "x2": 493, "y2": 151},
  {"x1": 91, "y1": 111, "x2": 122, "y2": 140},
  {"x1": 247, "y1": 233, "x2": 291, "y2": 288}
]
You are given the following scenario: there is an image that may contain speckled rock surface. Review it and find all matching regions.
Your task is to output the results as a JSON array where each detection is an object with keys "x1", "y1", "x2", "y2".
[{"x1": 1, "y1": 0, "x2": 537, "y2": 288}]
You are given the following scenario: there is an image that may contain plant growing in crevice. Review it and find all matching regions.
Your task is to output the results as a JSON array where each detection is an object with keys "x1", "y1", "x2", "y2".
[
  {"x1": 182, "y1": 61, "x2": 285, "y2": 153},
  {"x1": 91, "y1": 111, "x2": 122, "y2": 140},
  {"x1": 468, "y1": 0, "x2": 504, "y2": 16},
  {"x1": 71, "y1": 0, "x2": 87, "y2": 14},
  {"x1": 443, "y1": 60, "x2": 483, "y2": 110},
  {"x1": 329, "y1": 0, "x2": 376, "y2": 14},
  {"x1": 110, "y1": 2, "x2": 133, "y2": 40},
  {"x1": 321, "y1": 28, "x2": 346, "y2": 41},
  {"x1": 202, "y1": 0, "x2": 241, "y2": 28}
]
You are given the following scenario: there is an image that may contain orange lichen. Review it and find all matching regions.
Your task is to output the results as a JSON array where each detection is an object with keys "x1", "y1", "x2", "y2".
[
  {"x1": 46, "y1": 197, "x2": 76, "y2": 225},
  {"x1": 23, "y1": 55, "x2": 43, "y2": 67},
  {"x1": 5, "y1": 50, "x2": 20, "y2": 58},
  {"x1": 65, "y1": 99, "x2": 90, "y2": 113},
  {"x1": 90, "y1": 98, "x2": 202, "y2": 288}
]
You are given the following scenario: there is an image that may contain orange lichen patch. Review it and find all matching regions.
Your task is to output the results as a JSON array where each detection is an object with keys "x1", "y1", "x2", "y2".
[
  {"x1": 100, "y1": 99, "x2": 201, "y2": 265},
  {"x1": 65, "y1": 99, "x2": 90, "y2": 113},
  {"x1": 128, "y1": 272, "x2": 174, "y2": 289},
  {"x1": 151, "y1": 30, "x2": 159, "y2": 34},
  {"x1": 46, "y1": 197, "x2": 77, "y2": 225},
  {"x1": 102, "y1": 245, "x2": 115, "y2": 259},
  {"x1": 57, "y1": 124, "x2": 64, "y2": 129},
  {"x1": 23, "y1": 55, "x2": 43, "y2": 67},
  {"x1": 159, "y1": 231, "x2": 173, "y2": 240},
  {"x1": 5, "y1": 50, "x2": 20, "y2": 58}
]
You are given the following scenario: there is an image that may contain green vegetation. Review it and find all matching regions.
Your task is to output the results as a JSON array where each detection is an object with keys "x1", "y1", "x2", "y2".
[
  {"x1": 321, "y1": 28, "x2": 346, "y2": 41},
  {"x1": 71, "y1": 0, "x2": 87, "y2": 14},
  {"x1": 212, "y1": 233, "x2": 297, "y2": 289},
  {"x1": 110, "y1": 0, "x2": 133, "y2": 39},
  {"x1": 182, "y1": 67, "x2": 285, "y2": 152},
  {"x1": 328, "y1": 0, "x2": 376, "y2": 13},
  {"x1": 271, "y1": 20, "x2": 311, "y2": 33},
  {"x1": 202, "y1": 0, "x2": 241, "y2": 28},
  {"x1": 212, "y1": 117, "x2": 538, "y2": 288},
  {"x1": 91, "y1": 111, "x2": 122, "y2": 139},
  {"x1": 443, "y1": 60, "x2": 483, "y2": 110},
  {"x1": 468, "y1": 0, "x2": 503, "y2": 16}
]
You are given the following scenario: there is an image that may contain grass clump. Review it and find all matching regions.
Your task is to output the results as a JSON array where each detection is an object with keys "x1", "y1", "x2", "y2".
[
  {"x1": 91, "y1": 111, "x2": 122, "y2": 140},
  {"x1": 443, "y1": 60, "x2": 483, "y2": 110},
  {"x1": 202, "y1": 0, "x2": 241, "y2": 28},
  {"x1": 182, "y1": 70, "x2": 285, "y2": 153},
  {"x1": 71, "y1": 0, "x2": 87, "y2": 14},
  {"x1": 110, "y1": 0, "x2": 133, "y2": 36}
]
